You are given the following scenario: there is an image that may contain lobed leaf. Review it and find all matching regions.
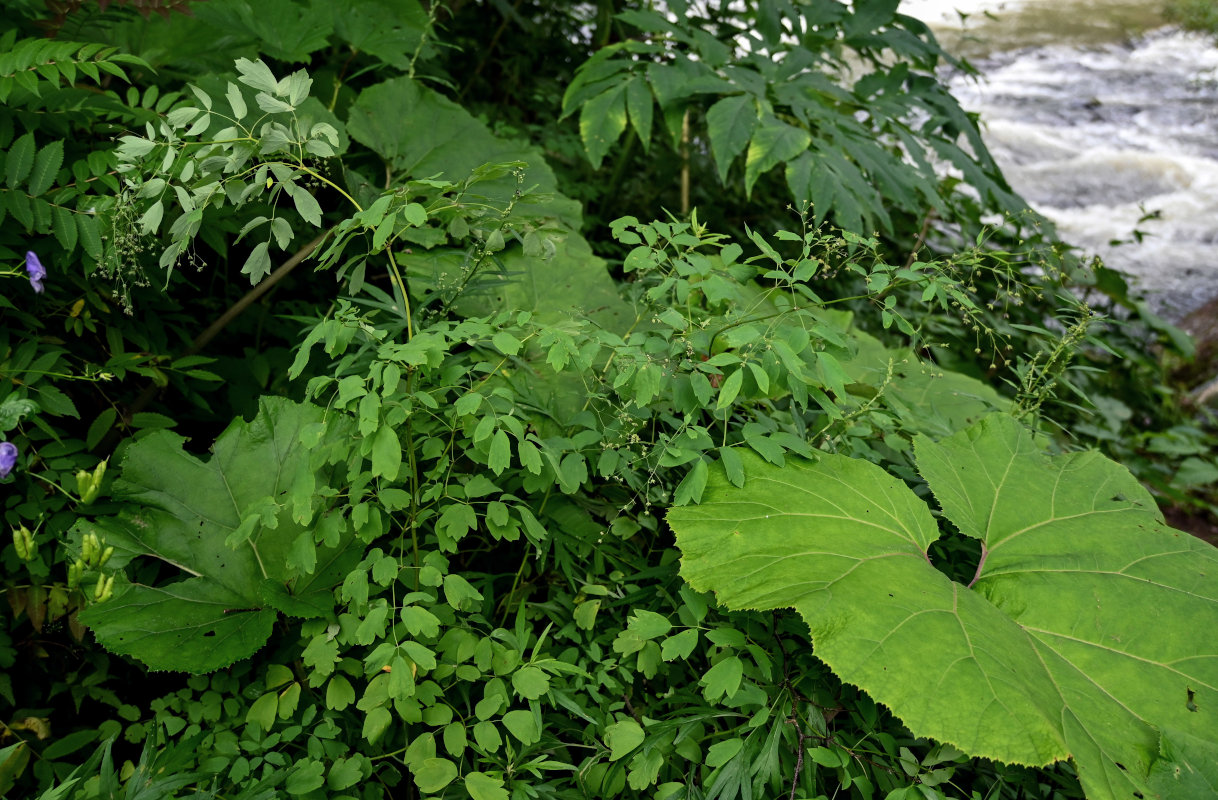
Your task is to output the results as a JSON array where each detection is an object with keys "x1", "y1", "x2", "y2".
[
  {"x1": 78, "y1": 398, "x2": 359, "y2": 672},
  {"x1": 669, "y1": 414, "x2": 1218, "y2": 800}
]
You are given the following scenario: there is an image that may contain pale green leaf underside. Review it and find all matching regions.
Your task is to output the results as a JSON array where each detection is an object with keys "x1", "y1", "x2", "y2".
[
  {"x1": 79, "y1": 397, "x2": 355, "y2": 673},
  {"x1": 669, "y1": 415, "x2": 1218, "y2": 800}
]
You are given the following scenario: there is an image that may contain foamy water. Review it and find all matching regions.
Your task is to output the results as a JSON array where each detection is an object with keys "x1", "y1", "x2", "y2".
[{"x1": 905, "y1": 0, "x2": 1218, "y2": 317}]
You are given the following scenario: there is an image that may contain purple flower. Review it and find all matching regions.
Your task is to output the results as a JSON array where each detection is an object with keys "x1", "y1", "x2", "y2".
[
  {"x1": 25, "y1": 252, "x2": 45, "y2": 294},
  {"x1": 0, "y1": 442, "x2": 17, "y2": 478}
]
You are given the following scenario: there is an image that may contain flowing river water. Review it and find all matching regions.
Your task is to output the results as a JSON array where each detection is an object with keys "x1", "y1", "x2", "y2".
[{"x1": 904, "y1": 0, "x2": 1218, "y2": 320}]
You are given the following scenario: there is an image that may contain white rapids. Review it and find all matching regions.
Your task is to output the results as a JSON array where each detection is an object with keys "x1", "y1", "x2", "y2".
[{"x1": 903, "y1": 0, "x2": 1218, "y2": 319}]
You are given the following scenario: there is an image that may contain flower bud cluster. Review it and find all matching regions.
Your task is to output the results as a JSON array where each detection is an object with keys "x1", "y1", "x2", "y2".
[
  {"x1": 93, "y1": 574, "x2": 115, "y2": 603},
  {"x1": 80, "y1": 530, "x2": 114, "y2": 569},
  {"x1": 11, "y1": 526, "x2": 35, "y2": 561},
  {"x1": 75, "y1": 530, "x2": 116, "y2": 602},
  {"x1": 76, "y1": 460, "x2": 108, "y2": 505}
]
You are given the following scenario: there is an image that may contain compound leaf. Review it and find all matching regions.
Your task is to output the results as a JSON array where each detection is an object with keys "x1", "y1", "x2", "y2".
[
  {"x1": 669, "y1": 414, "x2": 1218, "y2": 800},
  {"x1": 840, "y1": 327, "x2": 1009, "y2": 436}
]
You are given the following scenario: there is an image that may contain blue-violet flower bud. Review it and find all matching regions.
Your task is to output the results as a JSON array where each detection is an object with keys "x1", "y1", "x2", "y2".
[
  {"x1": 0, "y1": 442, "x2": 17, "y2": 478},
  {"x1": 25, "y1": 251, "x2": 46, "y2": 294}
]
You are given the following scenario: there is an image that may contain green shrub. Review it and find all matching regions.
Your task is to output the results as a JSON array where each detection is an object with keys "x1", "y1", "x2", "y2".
[{"x1": 2, "y1": 3, "x2": 1213, "y2": 800}]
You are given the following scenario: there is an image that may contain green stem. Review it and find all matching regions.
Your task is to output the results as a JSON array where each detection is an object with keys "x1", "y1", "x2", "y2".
[
  {"x1": 441, "y1": 174, "x2": 522, "y2": 311},
  {"x1": 281, "y1": 162, "x2": 363, "y2": 211},
  {"x1": 404, "y1": 372, "x2": 421, "y2": 591},
  {"x1": 4, "y1": 368, "x2": 108, "y2": 382},
  {"x1": 370, "y1": 743, "x2": 411, "y2": 762},
  {"x1": 27, "y1": 471, "x2": 77, "y2": 502},
  {"x1": 385, "y1": 248, "x2": 413, "y2": 340},
  {"x1": 249, "y1": 543, "x2": 269, "y2": 580},
  {"x1": 408, "y1": 0, "x2": 442, "y2": 78}
]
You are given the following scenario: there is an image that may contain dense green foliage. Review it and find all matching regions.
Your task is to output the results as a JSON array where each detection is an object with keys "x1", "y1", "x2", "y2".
[{"x1": 2, "y1": 2, "x2": 1215, "y2": 800}]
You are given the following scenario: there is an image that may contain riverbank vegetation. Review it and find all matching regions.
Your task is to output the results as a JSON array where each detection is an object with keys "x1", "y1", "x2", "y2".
[
  {"x1": 2, "y1": 2, "x2": 1216, "y2": 799},
  {"x1": 1165, "y1": 0, "x2": 1218, "y2": 34}
]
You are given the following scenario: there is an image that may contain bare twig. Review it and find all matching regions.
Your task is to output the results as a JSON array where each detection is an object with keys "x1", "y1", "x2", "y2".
[
  {"x1": 787, "y1": 703, "x2": 811, "y2": 800},
  {"x1": 680, "y1": 109, "x2": 691, "y2": 215},
  {"x1": 621, "y1": 692, "x2": 643, "y2": 724},
  {"x1": 111, "y1": 232, "x2": 327, "y2": 438},
  {"x1": 902, "y1": 211, "x2": 935, "y2": 270},
  {"x1": 186, "y1": 232, "x2": 327, "y2": 357}
]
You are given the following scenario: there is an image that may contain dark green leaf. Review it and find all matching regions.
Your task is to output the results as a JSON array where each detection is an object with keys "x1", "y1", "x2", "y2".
[
  {"x1": 744, "y1": 118, "x2": 812, "y2": 196},
  {"x1": 52, "y1": 206, "x2": 78, "y2": 253},
  {"x1": 625, "y1": 75, "x2": 653, "y2": 151},
  {"x1": 77, "y1": 399, "x2": 355, "y2": 673},
  {"x1": 5, "y1": 133, "x2": 34, "y2": 188},
  {"x1": 28, "y1": 139, "x2": 63, "y2": 197},
  {"x1": 579, "y1": 83, "x2": 629, "y2": 169},
  {"x1": 332, "y1": 0, "x2": 429, "y2": 69},
  {"x1": 706, "y1": 94, "x2": 756, "y2": 183}
]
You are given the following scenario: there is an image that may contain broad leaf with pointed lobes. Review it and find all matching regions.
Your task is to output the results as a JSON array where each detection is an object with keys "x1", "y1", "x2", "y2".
[
  {"x1": 77, "y1": 398, "x2": 359, "y2": 673},
  {"x1": 668, "y1": 414, "x2": 1218, "y2": 800}
]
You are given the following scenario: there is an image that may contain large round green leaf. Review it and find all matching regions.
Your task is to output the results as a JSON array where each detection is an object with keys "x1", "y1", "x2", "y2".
[{"x1": 668, "y1": 414, "x2": 1218, "y2": 800}]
